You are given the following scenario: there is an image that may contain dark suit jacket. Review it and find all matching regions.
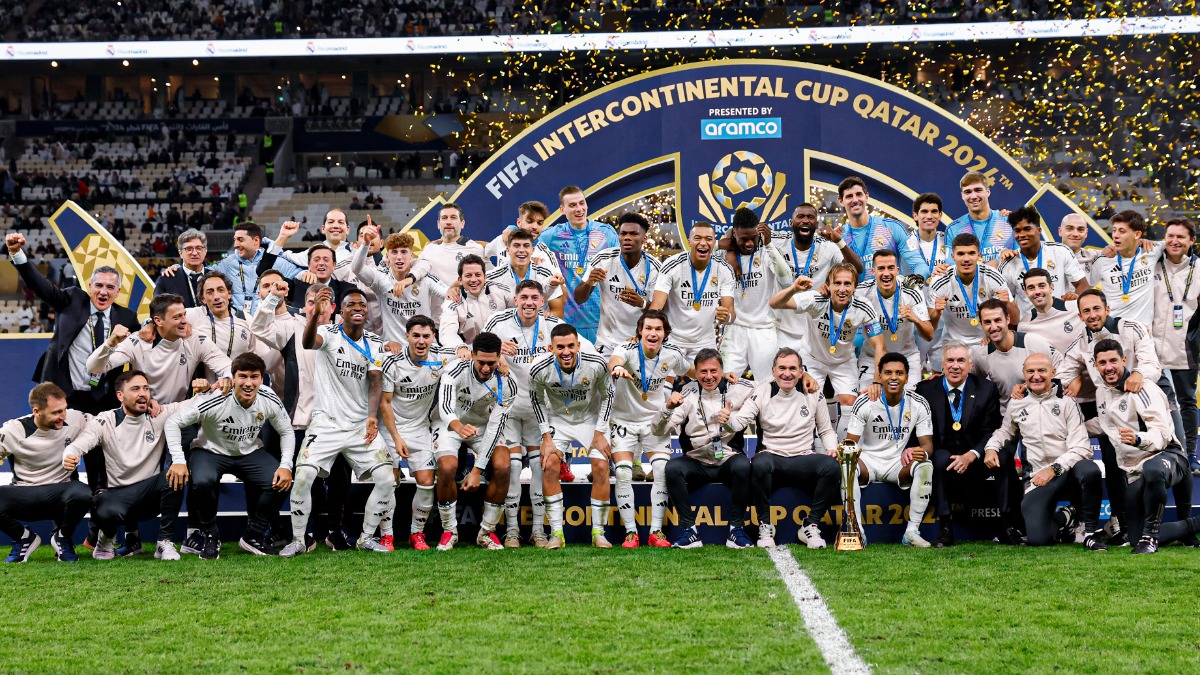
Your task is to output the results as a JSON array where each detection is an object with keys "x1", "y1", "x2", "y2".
[
  {"x1": 257, "y1": 249, "x2": 353, "y2": 311},
  {"x1": 15, "y1": 260, "x2": 141, "y2": 396},
  {"x1": 152, "y1": 266, "x2": 204, "y2": 308},
  {"x1": 915, "y1": 374, "x2": 1002, "y2": 458}
]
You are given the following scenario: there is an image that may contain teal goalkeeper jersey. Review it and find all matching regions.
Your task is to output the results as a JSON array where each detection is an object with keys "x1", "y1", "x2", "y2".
[{"x1": 537, "y1": 219, "x2": 618, "y2": 341}]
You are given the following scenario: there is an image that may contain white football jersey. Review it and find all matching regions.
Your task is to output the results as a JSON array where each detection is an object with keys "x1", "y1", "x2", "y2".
[
  {"x1": 529, "y1": 351, "x2": 614, "y2": 433},
  {"x1": 790, "y1": 292, "x2": 882, "y2": 365},
  {"x1": 728, "y1": 245, "x2": 790, "y2": 329},
  {"x1": 437, "y1": 359, "x2": 518, "y2": 429},
  {"x1": 353, "y1": 248, "x2": 447, "y2": 343},
  {"x1": 582, "y1": 247, "x2": 662, "y2": 351},
  {"x1": 1018, "y1": 301, "x2": 1082, "y2": 353},
  {"x1": 381, "y1": 346, "x2": 457, "y2": 430},
  {"x1": 310, "y1": 324, "x2": 387, "y2": 430},
  {"x1": 167, "y1": 386, "x2": 294, "y2": 467},
  {"x1": 770, "y1": 233, "x2": 844, "y2": 337},
  {"x1": 483, "y1": 309, "x2": 564, "y2": 413},
  {"x1": 998, "y1": 242, "x2": 1086, "y2": 315},
  {"x1": 927, "y1": 265, "x2": 1008, "y2": 345},
  {"x1": 855, "y1": 280, "x2": 928, "y2": 358},
  {"x1": 609, "y1": 340, "x2": 690, "y2": 424},
  {"x1": 847, "y1": 391, "x2": 933, "y2": 461},
  {"x1": 653, "y1": 252, "x2": 736, "y2": 347},
  {"x1": 485, "y1": 262, "x2": 564, "y2": 307},
  {"x1": 1088, "y1": 243, "x2": 1164, "y2": 327}
]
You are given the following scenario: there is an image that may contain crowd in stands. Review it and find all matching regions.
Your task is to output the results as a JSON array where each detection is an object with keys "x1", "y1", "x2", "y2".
[{"x1": 10, "y1": 0, "x2": 1190, "y2": 42}]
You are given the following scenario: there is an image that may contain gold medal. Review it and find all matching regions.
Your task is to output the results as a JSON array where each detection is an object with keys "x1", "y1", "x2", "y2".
[
  {"x1": 952, "y1": 421, "x2": 961, "y2": 431},
  {"x1": 890, "y1": 334, "x2": 898, "y2": 342},
  {"x1": 373, "y1": 359, "x2": 382, "y2": 367},
  {"x1": 829, "y1": 345, "x2": 837, "y2": 354},
  {"x1": 575, "y1": 266, "x2": 584, "y2": 275},
  {"x1": 970, "y1": 318, "x2": 979, "y2": 326},
  {"x1": 1121, "y1": 294, "x2": 1130, "y2": 302},
  {"x1": 641, "y1": 392, "x2": 649, "y2": 401},
  {"x1": 692, "y1": 301, "x2": 701, "y2": 311}
]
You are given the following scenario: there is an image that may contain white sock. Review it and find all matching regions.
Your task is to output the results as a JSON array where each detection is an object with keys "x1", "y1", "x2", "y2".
[
  {"x1": 650, "y1": 457, "x2": 669, "y2": 531},
  {"x1": 481, "y1": 501, "x2": 503, "y2": 534},
  {"x1": 505, "y1": 453, "x2": 523, "y2": 535},
  {"x1": 590, "y1": 498, "x2": 606, "y2": 536},
  {"x1": 290, "y1": 466, "x2": 318, "y2": 542},
  {"x1": 908, "y1": 461, "x2": 933, "y2": 532},
  {"x1": 411, "y1": 484, "x2": 434, "y2": 535},
  {"x1": 439, "y1": 500, "x2": 458, "y2": 534},
  {"x1": 529, "y1": 455, "x2": 545, "y2": 535},
  {"x1": 614, "y1": 460, "x2": 636, "y2": 533},
  {"x1": 547, "y1": 493, "x2": 564, "y2": 534},
  {"x1": 360, "y1": 466, "x2": 396, "y2": 541},
  {"x1": 852, "y1": 475, "x2": 864, "y2": 529}
]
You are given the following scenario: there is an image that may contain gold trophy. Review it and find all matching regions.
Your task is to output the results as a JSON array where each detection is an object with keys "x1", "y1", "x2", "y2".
[{"x1": 835, "y1": 440, "x2": 866, "y2": 551}]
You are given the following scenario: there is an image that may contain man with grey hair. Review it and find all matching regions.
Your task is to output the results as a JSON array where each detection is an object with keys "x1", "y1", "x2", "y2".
[
  {"x1": 154, "y1": 228, "x2": 209, "y2": 308},
  {"x1": 915, "y1": 338, "x2": 1004, "y2": 547}
]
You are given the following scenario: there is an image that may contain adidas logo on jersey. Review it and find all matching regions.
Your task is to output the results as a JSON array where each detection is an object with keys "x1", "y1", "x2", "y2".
[
  {"x1": 221, "y1": 416, "x2": 235, "y2": 424},
  {"x1": 399, "y1": 376, "x2": 413, "y2": 384},
  {"x1": 873, "y1": 414, "x2": 885, "y2": 423}
]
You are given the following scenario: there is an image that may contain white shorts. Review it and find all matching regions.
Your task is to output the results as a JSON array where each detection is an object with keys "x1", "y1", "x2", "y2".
[
  {"x1": 860, "y1": 452, "x2": 908, "y2": 488},
  {"x1": 721, "y1": 324, "x2": 778, "y2": 381},
  {"x1": 432, "y1": 414, "x2": 506, "y2": 463},
  {"x1": 676, "y1": 340, "x2": 717, "y2": 367},
  {"x1": 856, "y1": 351, "x2": 921, "y2": 391},
  {"x1": 610, "y1": 420, "x2": 673, "y2": 461},
  {"x1": 797, "y1": 350, "x2": 859, "y2": 398},
  {"x1": 297, "y1": 420, "x2": 392, "y2": 480},
  {"x1": 501, "y1": 409, "x2": 542, "y2": 449},
  {"x1": 384, "y1": 423, "x2": 435, "y2": 474},
  {"x1": 545, "y1": 419, "x2": 602, "y2": 460}
]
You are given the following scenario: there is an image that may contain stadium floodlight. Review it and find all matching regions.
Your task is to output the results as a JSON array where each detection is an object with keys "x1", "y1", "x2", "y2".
[{"x1": 0, "y1": 16, "x2": 1197, "y2": 61}]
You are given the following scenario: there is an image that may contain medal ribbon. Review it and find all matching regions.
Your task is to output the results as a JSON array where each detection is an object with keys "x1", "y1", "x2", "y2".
[{"x1": 690, "y1": 256, "x2": 714, "y2": 310}]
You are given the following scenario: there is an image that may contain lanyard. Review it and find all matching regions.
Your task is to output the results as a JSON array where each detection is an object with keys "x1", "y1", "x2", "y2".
[
  {"x1": 88, "y1": 313, "x2": 103, "y2": 348},
  {"x1": 1116, "y1": 247, "x2": 1140, "y2": 299},
  {"x1": 828, "y1": 301, "x2": 850, "y2": 353},
  {"x1": 877, "y1": 287, "x2": 900, "y2": 336},
  {"x1": 412, "y1": 351, "x2": 445, "y2": 374},
  {"x1": 572, "y1": 223, "x2": 591, "y2": 274},
  {"x1": 884, "y1": 395, "x2": 907, "y2": 444},
  {"x1": 208, "y1": 310, "x2": 235, "y2": 356},
  {"x1": 737, "y1": 249, "x2": 756, "y2": 295},
  {"x1": 943, "y1": 378, "x2": 964, "y2": 429},
  {"x1": 695, "y1": 387, "x2": 726, "y2": 436},
  {"x1": 955, "y1": 272, "x2": 981, "y2": 323},
  {"x1": 850, "y1": 221, "x2": 872, "y2": 263},
  {"x1": 510, "y1": 263, "x2": 531, "y2": 288},
  {"x1": 619, "y1": 253, "x2": 650, "y2": 296},
  {"x1": 919, "y1": 233, "x2": 942, "y2": 271},
  {"x1": 481, "y1": 372, "x2": 504, "y2": 406},
  {"x1": 969, "y1": 214, "x2": 995, "y2": 252},
  {"x1": 1162, "y1": 255, "x2": 1197, "y2": 304},
  {"x1": 520, "y1": 316, "x2": 540, "y2": 358},
  {"x1": 185, "y1": 271, "x2": 198, "y2": 304},
  {"x1": 689, "y1": 256, "x2": 714, "y2": 311},
  {"x1": 554, "y1": 359, "x2": 576, "y2": 411},
  {"x1": 1020, "y1": 245, "x2": 1043, "y2": 273},
  {"x1": 637, "y1": 343, "x2": 661, "y2": 401},
  {"x1": 792, "y1": 236, "x2": 816, "y2": 278},
  {"x1": 339, "y1": 325, "x2": 378, "y2": 366}
]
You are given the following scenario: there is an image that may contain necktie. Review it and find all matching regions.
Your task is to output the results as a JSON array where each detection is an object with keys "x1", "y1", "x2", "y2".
[
  {"x1": 90, "y1": 312, "x2": 106, "y2": 398},
  {"x1": 949, "y1": 389, "x2": 960, "y2": 406}
]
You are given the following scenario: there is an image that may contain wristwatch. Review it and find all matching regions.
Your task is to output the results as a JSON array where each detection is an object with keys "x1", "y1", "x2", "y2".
[{"x1": 1050, "y1": 462, "x2": 1064, "y2": 477}]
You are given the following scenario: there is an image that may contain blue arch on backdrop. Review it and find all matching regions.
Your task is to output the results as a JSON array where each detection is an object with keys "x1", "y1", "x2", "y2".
[{"x1": 403, "y1": 59, "x2": 1109, "y2": 247}]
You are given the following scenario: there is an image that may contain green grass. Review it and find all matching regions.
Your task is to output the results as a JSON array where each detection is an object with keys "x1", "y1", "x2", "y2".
[
  {"x1": 0, "y1": 544, "x2": 823, "y2": 673},
  {"x1": 795, "y1": 542, "x2": 1200, "y2": 674},
  {"x1": 6, "y1": 541, "x2": 1199, "y2": 674}
]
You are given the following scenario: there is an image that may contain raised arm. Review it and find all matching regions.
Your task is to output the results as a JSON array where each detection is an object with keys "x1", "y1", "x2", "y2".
[{"x1": 302, "y1": 287, "x2": 332, "y2": 350}]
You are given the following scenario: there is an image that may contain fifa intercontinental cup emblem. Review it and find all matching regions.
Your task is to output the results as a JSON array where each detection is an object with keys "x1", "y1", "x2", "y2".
[{"x1": 836, "y1": 440, "x2": 866, "y2": 551}]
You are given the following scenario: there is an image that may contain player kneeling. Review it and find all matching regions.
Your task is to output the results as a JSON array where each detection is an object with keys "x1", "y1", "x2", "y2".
[
  {"x1": 530, "y1": 324, "x2": 614, "y2": 549},
  {"x1": 723, "y1": 348, "x2": 840, "y2": 549},
  {"x1": 653, "y1": 349, "x2": 755, "y2": 549},
  {"x1": 845, "y1": 353, "x2": 935, "y2": 547}
]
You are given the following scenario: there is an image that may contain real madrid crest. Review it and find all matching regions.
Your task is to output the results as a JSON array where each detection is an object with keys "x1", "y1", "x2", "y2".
[
  {"x1": 256, "y1": 412, "x2": 265, "y2": 421},
  {"x1": 1051, "y1": 404, "x2": 1060, "y2": 416},
  {"x1": 1047, "y1": 260, "x2": 1056, "y2": 269},
  {"x1": 1119, "y1": 400, "x2": 1128, "y2": 412}
]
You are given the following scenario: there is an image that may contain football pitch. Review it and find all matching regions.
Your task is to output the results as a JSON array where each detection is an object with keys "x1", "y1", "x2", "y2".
[{"x1": 1, "y1": 543, "x2": 1197, "y2": 673}]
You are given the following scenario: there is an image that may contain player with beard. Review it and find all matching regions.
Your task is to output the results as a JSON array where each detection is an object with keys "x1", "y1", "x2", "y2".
[
  {"x1": 529, "y1": 325, "x2": 614, "y2": 549},
  {"x1": 1150, "y1": 218, "x2": 1200, "y2": 471},
  {"x1": 855, "y1": 250, "x2": 933, "y2": 390},
  {"x1": 607, "y1": 310, "x2": 691, "y2": 547},
  {"x1": 440, "y1": 254, "x2": 506, "y2": 360},
  {"x1": 404, "y1": 203, "x2": 486, "y2": 321},
  {"x1": 1017, "y1": 268, "x2": 1082, "y2": 353},
  {"x1": 845, "y1": 353, "x2": 935, "y2": 547},
  {"x1": 483, "y1": 281, "x2": 565, "y2": 547},
  {"x1": 434, "y1": 332, "x2": 516, "y2": 551},
  {"x1": 943, "y1": 172, "x2": 1014, "y2": 266},
  {"x1": 719, "y1": 208, "x2": 792, "y2": 381},
  {"x1": 1093, "y1": 339, "x2": 1200, "y2": 553},
  {"x1": 484, "y1": 201, "x2": 554, "y2": 269},
  {"x1": 836, "y1": 177, "x2": 929, "y2": 281},
  {"x1": 379, "y1": 316, "x2": 457, "y2": 551},
  {"x1": 650, "y1": 222, "x2": 736, "y2": 363},
  {"x1": 984, "y1": 354, "x2": 1106, "y2": 549},
  {"x1": 63, "y1": 372, "x2": 207, "y2": 561},
  {"x1": 997, "y1": 207, "x2": 1088, "y2": 316},
  {"x1": 352, "y1": 224, "x2": 447, "y2": 344},
  {"x1": 280, "y1": 287, "x2": 395, "y2": 556},
  {"x1": 771, "y1": 203, "x2": 864, "y2": 346},
  {"x1": 0, "y1": 383, "x2": 93, "y2": 563},
  {"x1": 769, "y1": 263, "x2": 884, "y2": 433},
  {"x1": 575, "y1": 213, "x2": 662, "y2": 355},
  {"x1": 485, "y1": 229, "x2": 566, "y2": 314}
]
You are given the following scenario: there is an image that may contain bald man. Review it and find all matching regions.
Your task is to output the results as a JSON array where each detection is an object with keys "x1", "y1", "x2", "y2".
[
  {"x1": 987, "y1": 354, "x2": 1104, "y2": 549},
  {"x1": 1058, "y1": 214, "x2": 1098, "y2": 277}
]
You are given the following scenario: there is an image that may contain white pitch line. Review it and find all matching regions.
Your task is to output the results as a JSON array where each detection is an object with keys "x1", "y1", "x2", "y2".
[{"x1": 768, "y1": 547, "x2": 871, "y2": 675}]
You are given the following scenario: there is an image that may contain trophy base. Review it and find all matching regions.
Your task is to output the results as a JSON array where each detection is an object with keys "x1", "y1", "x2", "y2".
[{"x1": 835, "y1": 532, "x2": 866, "y2": 551}]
